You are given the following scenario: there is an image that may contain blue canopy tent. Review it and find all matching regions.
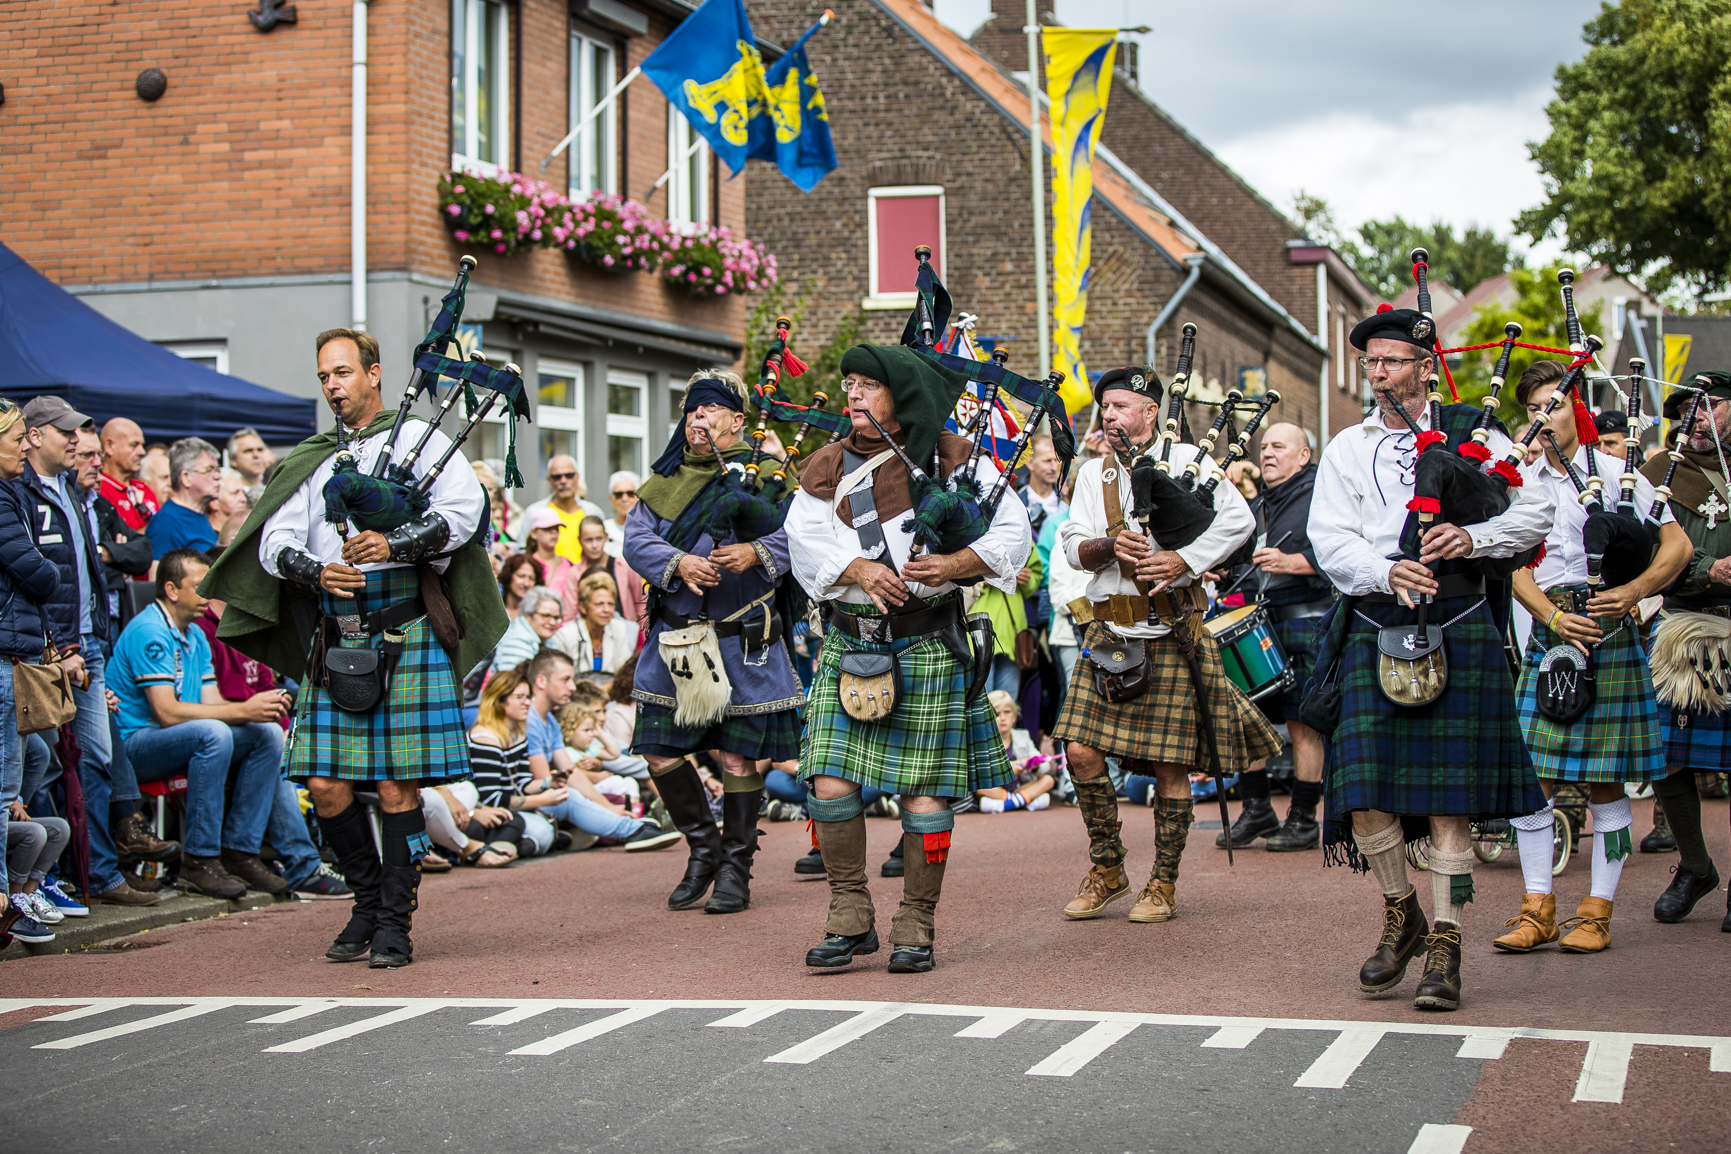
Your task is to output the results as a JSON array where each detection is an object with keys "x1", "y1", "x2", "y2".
[{"x1": 0, "y1": 242, "x2": 317, "y2": 443}]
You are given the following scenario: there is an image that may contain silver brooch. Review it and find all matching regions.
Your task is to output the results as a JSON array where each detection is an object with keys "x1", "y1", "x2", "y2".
[{"x1": 1411, "y1": 318, "x2": 1434, "y2": 340}]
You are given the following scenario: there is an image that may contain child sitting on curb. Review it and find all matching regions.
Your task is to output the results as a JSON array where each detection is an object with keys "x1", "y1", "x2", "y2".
[{"x1": 976, "y1": 690, "x2": 1057, "y2": 813}]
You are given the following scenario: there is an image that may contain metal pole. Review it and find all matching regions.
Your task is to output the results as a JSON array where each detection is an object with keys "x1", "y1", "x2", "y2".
[
  {"x1": 1316, "y1": 261, "x2": 1329, "y2": 450},
  {"x1": 1025, "y1": 4, "x2": 1050, "y2": 380},
  {"x1": 350, "y1": 0, "x2": 369, "y2": 330},
  {"x1": 540, "y1": 64, "x2": 641, "y2": 172}
]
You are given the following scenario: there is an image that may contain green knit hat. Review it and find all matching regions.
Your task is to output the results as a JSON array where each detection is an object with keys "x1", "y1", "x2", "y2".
[{"x1": 839, "y1": 344, "x2": 970, "y2": 469}]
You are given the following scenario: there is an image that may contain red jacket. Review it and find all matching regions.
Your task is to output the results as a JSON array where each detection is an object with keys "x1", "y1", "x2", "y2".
[{"x1": 99, "y1": 473, "x2": 159, "y2": 534}]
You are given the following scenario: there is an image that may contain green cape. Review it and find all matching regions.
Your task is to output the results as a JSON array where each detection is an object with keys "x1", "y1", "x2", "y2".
[
  {"x1": 637, "y1": 441, "x2": 752, "y2": 522},
  {"x1": 198, "y1": 410, "x2": 507, "y2": 681}
]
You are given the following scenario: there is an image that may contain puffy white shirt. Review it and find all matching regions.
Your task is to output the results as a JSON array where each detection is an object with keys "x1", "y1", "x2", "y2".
[
  {"x1": 260, "y1": 418, "x2": 486, "y2": 575},
  {"x1": 1309, "y1": 408, "x2": 1553, "y2": 597},
  {"x1": 1059, "y1": 442, "x2": 1255, "y2": 640},
  {"x1": 786, "y1": 456, "x2": 1033, "y2": 604},
  {"x1": 1524, "y1": 444, "x2": 1674, "y2": 589}
]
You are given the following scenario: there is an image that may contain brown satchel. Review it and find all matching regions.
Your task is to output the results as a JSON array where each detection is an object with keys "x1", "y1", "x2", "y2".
[
  {"x1": 1089, "y1": 638, "x2": 1150, "y2": 703},
  {"x1": 1014, "y1": 628, "x2": 1039, "y2": 670},
  {"x1": 14, "y1": 635, "x2": 79, "y2": 736}
]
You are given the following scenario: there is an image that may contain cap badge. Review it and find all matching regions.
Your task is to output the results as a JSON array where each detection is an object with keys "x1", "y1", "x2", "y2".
[
  {"x1": 1131, "y1": 374, "x2": 1145, "y2": 389},
  {"x1": 1410, "y1": 318, "x2": 1434, "y2": 341}
]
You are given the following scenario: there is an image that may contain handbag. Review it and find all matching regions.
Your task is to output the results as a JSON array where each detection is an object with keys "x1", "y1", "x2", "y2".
[
  {"x1": 658, "y1": 614, "x2": 732, "y2": 728},
  {"x1": 1298, "y1": 598, "x2": 1354, "y2": 735},
  {"x1": 837, "y1": 650, "x2": 900, "y2": 721},
  {"x1": 14, "y1": 636, "x2": 78, "y2": 736},
  {"x1": 1014, "y1": 628, "x2": 1039, "y2": 670},
  {"x1": 1376, "y1": 623, "x2": 1448, "y2": 707},
  {"x1": 1088, "y1": 638, "x2": 1150, "y2": 704},
  {"x1": 1536, "y1": 643, "x2": 1596, "y2": 724}
]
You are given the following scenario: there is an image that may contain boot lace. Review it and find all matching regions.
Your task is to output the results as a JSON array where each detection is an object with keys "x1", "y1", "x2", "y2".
[
  {"x1": 1422, "y1": 926, "x2": 1462, "y2": 974},
  {"x1": 1078, "y1": 866, "x2": 1119, "y2": 901},
  {"x1": 1377, "y1": 901, "x2": 1408, "y2": 949},
  {"x1": 1558, "y1": 914, "x2": 1609, "y2": 937}
]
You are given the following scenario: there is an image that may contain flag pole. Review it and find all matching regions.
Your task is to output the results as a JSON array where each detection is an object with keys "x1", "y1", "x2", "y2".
[
  {"x1": 540, "y1": 64, "x2": 641, "y2": 172},
  {"x1": 1025, "y1": 3, "x2": 1050, "y2": 380}
]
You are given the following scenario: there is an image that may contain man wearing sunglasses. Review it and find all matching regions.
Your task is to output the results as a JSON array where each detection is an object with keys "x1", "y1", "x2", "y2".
[{"x1": 517, "y1": 455, "x2": 604, "y2": 561}]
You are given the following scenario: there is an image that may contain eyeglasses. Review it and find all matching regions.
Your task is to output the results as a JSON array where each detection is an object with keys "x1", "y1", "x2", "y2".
[
  {"x1": 530, "y1": 610, "x2": 561, "y2": 621},
  {"x1": 186, "y1": 465, "x2": 221, "y2": 476},
  {"x1": 611, "y1": 489, "x2": 636, "y2": 498},
  {"x1": 547, "y1": 471, "x2": 577, "y2": 482},
  {"x1": 1357, "y1": 356, "x2": 1419, "y2": 371}
]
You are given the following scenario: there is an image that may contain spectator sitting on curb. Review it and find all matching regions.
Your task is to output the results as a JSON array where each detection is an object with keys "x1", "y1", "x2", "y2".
[
  {"x1": 427, "y1": 667, "x2": 536, "y2": 868},
  {"x1": 146, "y1": 437, "x2": 222, "y2": 558},
  {"x1": 975, "y1": 689, "x2": 1055, "y2": 813},
  {"x1": 490, "y1": 585, "x2": 560, "y2": 677},
  {"x1": 7, "y1": 797, "x2": 72, "y2": 942}
]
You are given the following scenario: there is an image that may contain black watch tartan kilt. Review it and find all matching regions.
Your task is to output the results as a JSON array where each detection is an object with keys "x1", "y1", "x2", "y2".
[{"x1": 632, "y1": 702, "x2": 803, "y2": 762}]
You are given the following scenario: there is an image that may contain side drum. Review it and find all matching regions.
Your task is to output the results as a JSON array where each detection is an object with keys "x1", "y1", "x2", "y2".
[{"x1": 1203, "y1": 604, "x2": 1295, "y2": 702}]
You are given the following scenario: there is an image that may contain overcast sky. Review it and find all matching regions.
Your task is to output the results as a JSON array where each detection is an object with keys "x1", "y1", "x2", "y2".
[{"x1": 932, "y1": 0, "x2": 1602, "y2": 259}]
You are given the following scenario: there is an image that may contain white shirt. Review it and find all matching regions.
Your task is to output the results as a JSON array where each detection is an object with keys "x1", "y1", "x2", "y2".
[
  {"x1": 1524, "y1": 444, "x2": 1674, "y2": 589},
  {"x1": 1059, "y1": 441, "x2": 1255, "y2": 639},
  {"x1": 259, "y1": 417, "x2": 486, "y2": 576},
  {"x1": 1310, "y1": 408, "x2": 1554, "y2": 597},
  {"x1": 1046, "y1": 514, "x2": 1091, "y2": 649},
  {"x1": 786, "y1": 456, "x2": 1033, "y2": 603}
]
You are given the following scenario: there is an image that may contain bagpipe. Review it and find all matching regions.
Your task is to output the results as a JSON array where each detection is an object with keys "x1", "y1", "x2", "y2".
[{"x1": 322, "y1": 256, "x2": 529, "y2": 543}]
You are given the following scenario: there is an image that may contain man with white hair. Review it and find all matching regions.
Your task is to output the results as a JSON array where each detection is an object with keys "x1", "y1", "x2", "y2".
[
  {"x1": 518, "y1": 454, "x2": 605, "y2": 559},
  {"x1": 145, "y1": 437, "x2": 221, "y2": 557}
]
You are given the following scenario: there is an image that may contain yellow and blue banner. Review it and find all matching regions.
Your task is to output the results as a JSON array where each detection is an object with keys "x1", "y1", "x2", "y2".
[
  {"x1": 640, "y1": 0, "x2": 836, "y2": 192},
  {"x1": 1044, "y1": 28, "x2": 1118, "y2": 416}
]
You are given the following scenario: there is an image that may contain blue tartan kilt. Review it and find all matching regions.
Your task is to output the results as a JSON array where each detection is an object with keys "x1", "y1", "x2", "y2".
[
  {"x1": 1661, "y1": 705, "x2": 1731, "y2": 771},
  {"x1": 1265, "y1": 611, "x2": 1322, "y2": 723},
  {"x1": 284, "y1": 567, "x2": 470, "y2": 783},
  {"x1": 1319, "y1": 594, "x2": 1543, "y2": 820}
]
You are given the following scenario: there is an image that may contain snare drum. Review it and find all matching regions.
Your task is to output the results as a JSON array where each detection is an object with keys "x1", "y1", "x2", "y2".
[{"x1": 1203, "y1": 604, "x2": 1295, "y2": 701}]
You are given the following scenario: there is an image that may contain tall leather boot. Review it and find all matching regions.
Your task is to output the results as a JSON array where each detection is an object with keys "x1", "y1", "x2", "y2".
[
  {"x1": 315, "y1": 802, "x2": 382, "y2": 963},
  {"x1": 655, "y1": 761, "x2": 722, "y2": 910},
  {"x1": 705, "y1": 788, "x2": 762, "y2": 914},
  {"x1": 888, "y1": 830, "x2": 946, "y2": 973},
  {"x1": 370, "y1": 862, "x2": 419, "y2": 968}
]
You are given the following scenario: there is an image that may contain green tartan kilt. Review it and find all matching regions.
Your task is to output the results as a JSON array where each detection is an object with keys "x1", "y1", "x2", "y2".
[
  {"x1": 799, "y1": 604, "x2": 1012, "y2": 798},
  {"x1": 284, "y1": 568, "x2": 470, "y2": 783},
  {"x1": 1516, "y1": 601, "x2": 1665, "y2": 783},
  {"x1": 1051, "y1": 620, "x2": 1283, "y2": 771}
]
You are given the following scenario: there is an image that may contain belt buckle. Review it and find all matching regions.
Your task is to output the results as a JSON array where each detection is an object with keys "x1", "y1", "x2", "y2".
[
  {"x1": 337, "y1": 613, "x2": 364, "y2": 642},
  {"x1": 1109, "y1": 594, "x2": 1136, "y2": 625},
  {"x1": 857, "y1": 615, "x2": 889, "y2": 644}
]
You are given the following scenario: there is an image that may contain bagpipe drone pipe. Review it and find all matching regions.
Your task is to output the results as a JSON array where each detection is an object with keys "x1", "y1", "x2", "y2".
[{"x1": 322, "y1": 255, "x2": 530, "y2": 543}]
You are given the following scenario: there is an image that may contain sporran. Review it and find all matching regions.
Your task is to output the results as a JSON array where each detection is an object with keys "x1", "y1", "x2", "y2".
[{"x1": 659, "y1": 619, "x2": 732, "y2": 727}]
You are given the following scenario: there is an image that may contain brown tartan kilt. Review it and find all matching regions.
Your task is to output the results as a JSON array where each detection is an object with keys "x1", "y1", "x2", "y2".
[{"x1": 1052, "y1": 619, "x2": 1284, "y2": 771}]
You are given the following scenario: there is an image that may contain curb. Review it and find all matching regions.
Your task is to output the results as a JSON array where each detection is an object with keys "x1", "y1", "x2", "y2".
[{"x1": 2, "y1": 888, "x2": 286, "y2": 961}]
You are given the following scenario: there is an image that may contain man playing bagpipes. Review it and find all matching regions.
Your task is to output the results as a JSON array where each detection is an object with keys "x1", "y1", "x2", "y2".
[
  {"x1": 201, "y1": 326, "x2": 510, "y2": 968},
  {"x1": 787, "y1": 344, "x2": 1034, "y2": 974},
  {"x1": 1494, "y1": 360, "x2": 1690, "y2": 955},
  {"x1": 1053, "y1": 366, "x2": 1281, "y2": 926},
  {"x1": 1308, "y1": 306, "x2": 1550, "y2": 1011},
  {"x1": 1639, "y1": 370, "x2": 1731, "y2": 932},
  {"x1": 624, "y1": 369, "x2": 805, "y2": 917}
]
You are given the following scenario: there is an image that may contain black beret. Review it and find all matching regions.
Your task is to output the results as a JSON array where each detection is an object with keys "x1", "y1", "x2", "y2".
[
  {"x1": 1594, "y1": 409, "x2": 1629, "y2": 435},
  {"x1": 1093, "y1": 365, "x2": 1162, "y2": 408},
  {"x1": 1662, "y1": 370, "x2": 1731, "y2": 419},
  {"x1": 1349, "y1": 306, "x2": 1437, "y2": 353}
]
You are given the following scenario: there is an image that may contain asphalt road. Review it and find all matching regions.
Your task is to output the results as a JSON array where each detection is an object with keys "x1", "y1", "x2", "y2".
[{"x1": 4, "y1": 795, "x2": 1727, "y2": 1154}]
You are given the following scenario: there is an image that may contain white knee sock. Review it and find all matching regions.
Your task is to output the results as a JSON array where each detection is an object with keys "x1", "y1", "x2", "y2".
[
  {"x1": 1511, "y1": 803, "x2": 1555, "y2": 896},
  {"x1": 1588, "y1": 796, "x2": 1634, "y2": 901},
  {"x1": 1426, "y1": 846, "x2": 1475, "y2": 927},
  {"x1": 1353, "y1": 821, "x2": 1409, "y2": 899}
]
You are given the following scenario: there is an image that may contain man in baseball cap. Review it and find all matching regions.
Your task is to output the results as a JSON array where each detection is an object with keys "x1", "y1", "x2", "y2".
[{"x1": 21, "y1": 395, "x2": 94, "y2": 434}]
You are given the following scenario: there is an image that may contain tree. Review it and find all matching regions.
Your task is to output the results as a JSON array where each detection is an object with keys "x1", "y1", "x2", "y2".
[
  {"x1": 1519, "y1": 0, "x2": 1731, "y2": 296},
  {"x1": 1448, "y1": 265, "x2": 1604, "y2": 418},
  {"x1": 1354, "y1": 218, "x2": 1521, "y2": 299},
  {"x1": 741, "y1": 285, "x2": 863, "y2": 449}
]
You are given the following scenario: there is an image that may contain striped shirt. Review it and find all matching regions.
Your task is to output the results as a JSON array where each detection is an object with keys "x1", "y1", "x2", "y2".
[{"x1": 468, "y1": 733, "x2": 531, "y2": 807}]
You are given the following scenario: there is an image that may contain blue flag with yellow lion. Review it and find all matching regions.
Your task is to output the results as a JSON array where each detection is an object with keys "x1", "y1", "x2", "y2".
[{"x1": 639, "y1": 0, "x2": 836, "y2": 192}]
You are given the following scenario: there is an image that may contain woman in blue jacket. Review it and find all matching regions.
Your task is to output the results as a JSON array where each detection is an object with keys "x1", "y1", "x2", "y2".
[{"x1": 0, "y1": 399, "x2": 61, "y2": 942}]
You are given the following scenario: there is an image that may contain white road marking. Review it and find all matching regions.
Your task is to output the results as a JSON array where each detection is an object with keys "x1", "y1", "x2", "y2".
[
  {"x1": 1455, "y1": 1033, "x2": 1512, "y2": 1060},
  {"x1": 1407, "y1": 1122, "x2": 1473, "y2": 1154},
  {"x1": 1202, "y1": 1024, "x2": 1265, "y2": 1049},
  {"x1": 954, "y1": 1013, "x2": 1027, "y2": 1039},
  {"x1": 250, "y1": 1004, "x2": 343, "y2": 1024},
  {"x1": 763, "y1": 1006, "x2": 905, "y2": 1064},
  {"x1": 707, "y1": 1002, "x2": 791, "y2": 1028},
  {"x1": 1713, "y1": 1043, "x2": 1731, "y2": 1074},
  {"x1": 1027, "y1": 1021, "x2": 1141, "y2": 1077},
  {"x1": 1573, "y1": 1038, "x2": 1634, "y2": 1104},
  {"x1": 509, "y1": 1005, "x2": 667, "y2": 1056},
  {"x1": 34, "y1": 1003, "x2": 128, "y2": 1022},
  {"x1": 264, "y1": 1005, "x2": 442, "y2": 1053},
  {"x1": 472, "y1": 1005, "x2": 560, "y2": 1026},
  {"x1": 1294, "y1": 1028, "x2": 1388, "y2": 1088},
  {"x1": 34, "y1": 1002, "x2": 231, "y2": 1050}
]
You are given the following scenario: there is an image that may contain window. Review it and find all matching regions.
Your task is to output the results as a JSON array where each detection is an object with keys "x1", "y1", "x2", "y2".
[
  {"x1": 666, "y1": 112, "x2": 710, "y2": 227},
  {"x1": 569, "y1": 33, "x2": 616, "y2": 198},
  {"x1": 537, "y1": 360, "x2": 586, "y2": 488},
  {"x1": 606, "y1": 369, "x2": 648, "y2": 477},
  {"x1": 163, "y1": 342, "x2": 228, "y2": 374},
  {"x1": 865, "y1": 185, "x2": 944, "y2": 308},
  {"x1": 451, "y1": 0, "x2": 510, "y2": 170}
]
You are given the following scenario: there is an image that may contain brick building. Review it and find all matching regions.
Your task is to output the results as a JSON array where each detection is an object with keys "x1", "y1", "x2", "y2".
[
  {"x1": 748, "y1": 0, "x2": 1374, "y2": 448},
  {"x1": 1, "y1": 0, "x2": 777, "y2": 500}
]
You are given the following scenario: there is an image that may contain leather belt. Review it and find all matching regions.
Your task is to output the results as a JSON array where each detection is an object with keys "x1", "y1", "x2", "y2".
[
  {"x1": 829, "y1": 597, "x2": 961, "y2": 643},
  {"x1": 1363, "y1": 575, "x2": 1484, "y2": 604},
  {"x1": 1089, "y1": 586, "x2": 1207, "y2": 626},
  {"x1": 1270, "y1": 599, "x2": 1335, "y2": 623},
  {"x1": 327, "y1": 596, "x2": 425, "y2": 637},
  {"x1": 660, "y1": 607, "x2": 779, "y2": 640}
]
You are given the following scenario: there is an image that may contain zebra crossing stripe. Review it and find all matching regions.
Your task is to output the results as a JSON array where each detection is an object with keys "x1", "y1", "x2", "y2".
[{"x1": 264, "y1": 1005, "x2": 442, "y2": 1053}]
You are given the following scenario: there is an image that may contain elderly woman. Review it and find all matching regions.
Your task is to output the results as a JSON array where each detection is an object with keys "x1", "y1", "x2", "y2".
[
  {"x1": 490, "y1": 586, "x2": 560, "y2": 677},
  {"x1": 499, "y1": 553, "x2": 545, "y2": 622},
  {"x1": 551, "y1": 571, "x2": 637, "y2": 675},
  {"x1": 604, "y1": 470, "x2": 638, "y2": 556}
]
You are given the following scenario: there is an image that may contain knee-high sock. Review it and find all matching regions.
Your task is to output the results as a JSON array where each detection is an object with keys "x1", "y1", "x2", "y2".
[
  {"x1": 1654, "y1": 773, "x2": 1711, "y2": 877},
  {"x1": 1288, "y1": 777, "x2": 1323, "y2": 816},
  {"x1": 1238, "y1": 769, "x2": 1270, "y2": 801},
  {"x1": 1589, "y1": 796, "x2": 1634, "y2": 901},
  {"x1": 1072, "y1": 775, "x2": 1124, "y2": 869},
  {"x1": 889, "y1": 807, "x2": 954, "y2": 947},
  {"x1": 1511, "y1": 803, "x2": 1556, "y2": 896},
  {"x1": 1152, "y1": 794, "x2": 1194, "y2": 884},
  {"x1": 380, "y1": 808, "x2": 430, "y2": 868},
  {"x1": 1427, "y1": 845, "x2": 1475, "y2": 927},
  {"x1": 808, "y1": 792, "x2": 870, "y2": 936},
  {"x1": 1353, "y1": 820, "x2": 1409, "y2": 899}
]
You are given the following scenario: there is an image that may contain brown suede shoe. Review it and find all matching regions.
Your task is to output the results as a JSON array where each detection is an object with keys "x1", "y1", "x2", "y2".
[
  {"x1": 220, "y1": 850, "x2": 292, "y2": 895},
  {"x1": 1558, "y1": 896, "x2": 1613, "y2": 952},
  {"x1": 1063, "y1": 864, "x2": 1129, "y2": 919},
  {"x1": 113, "y1": 812, "x2": 181, "y2": 862},
  {"x1": 94, "y1": 881, "x2": 162, "y2": 906},
  {"x1": 179, "y1": 855, "x2": 246, "y2": 900},
  {"x1": 1492, "y1": 893, "x2": 1558, "y2": 952},
  {"x1": 1127, "y1": 877, "x2": 1177, "y2": 923}
]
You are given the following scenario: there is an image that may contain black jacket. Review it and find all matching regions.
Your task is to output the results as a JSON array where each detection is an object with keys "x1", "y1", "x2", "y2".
[
  {"x1": 17, "y1": 462, "x2": 110, "y2": 646},
  {"x1": 0, "y1": 478, "x2": 59, "y2": 658},
  {"x1": 93, "y1": 493, "x2": 153, "y2": 626}
]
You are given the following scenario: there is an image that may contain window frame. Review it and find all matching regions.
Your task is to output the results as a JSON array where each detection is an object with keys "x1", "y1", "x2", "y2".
[
  {"x1": 568, "y1": 31, "x2": 617, "y2": 199},
  {"x1": 163, "y1": 342, "x2": 229, "y2": 374},
  {"x1": 450, "y1": 0, "x2": 512, "y2": 175},
  {"x1": 864, "y1": 185, "x2": 946, "y2": 310},
  {"x1": 666, "y1": 111, "x2": 711, "y2": 229},
  {"x1": 536, "y1": 358, "x2": 587, "y2": 488},
  {"x1": 606, "y1": 368, "x2": 649, "y2": 478}
]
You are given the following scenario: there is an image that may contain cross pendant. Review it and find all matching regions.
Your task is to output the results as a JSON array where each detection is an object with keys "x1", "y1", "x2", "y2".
[{"x1": 1700, "y1": 492, "x2": 1729, "y2": 531}]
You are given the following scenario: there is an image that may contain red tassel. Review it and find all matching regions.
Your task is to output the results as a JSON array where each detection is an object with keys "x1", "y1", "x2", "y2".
[
  {"x1": 1490, "y1": 459, "x2": 1524, "y2": 488},
  {"x1": 1572, "y1": 396, "x2": 1600, "y2": 446},
  {"x1": 1457, "y1": 440, "x2": 1491, "y2": 462},
  {"x1": 923, "y1": 831, "x2": 951, "y2": 864},
  {"x1": 807, "y1": 817, "x2": 818, "y2": 851},
  {"x1": 1414, "y1": 430, "x2": 1447, "y2": 452},
  {"x1": 1406, "y1": 495, "x2": 1442, "y2": 514},
  {"x1": 1376, "y1": 302, "x2": 1394, "y2": 314},
  {"x1": 782, "y1": 347, "x2": 809, "y2": 378},
  {"x1": 1526, "y1": 541, "x2": 1546, "y2": 570}
]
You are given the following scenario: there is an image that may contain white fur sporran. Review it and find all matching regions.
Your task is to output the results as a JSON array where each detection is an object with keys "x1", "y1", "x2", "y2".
[
  {"x1": 659, "y1": 620, "x2": 733, "y2": 727},
  {"x1": 1649, "y1": 609, "x2": 1731, "y2": 713}
]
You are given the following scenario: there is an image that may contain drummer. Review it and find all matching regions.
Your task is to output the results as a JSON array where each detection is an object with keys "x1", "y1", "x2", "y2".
[{"x1": 1216, "y1": 422, "x2": 1334, "y2": 853}]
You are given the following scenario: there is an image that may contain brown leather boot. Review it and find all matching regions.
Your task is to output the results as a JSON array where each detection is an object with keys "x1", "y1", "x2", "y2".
[
  {"x1": 1558, "y1": 896, "x2": 1613, "y2": 952},
  {"x1": 888, "y1": 831, "x2": 946, "y2": 968},
  {"x1": 1063, "y1": 864, "x2": 1129, "y2": 919},
  {"x1": 1358, "y1": 887, "x2": 1428, "y2": 993},
  {"x1": 113, "y1": 812, "x2": 181, "y2": 863},
  {"x1": 1492, "y1": 893, "x2": 1558, "y2": 952},
  {"x1": 1127, "y1": 877, "x2": 1177, "y2": 923},
  {"x1": 1413, "y1": 924, "x2": 1464, "y2": 1011}
]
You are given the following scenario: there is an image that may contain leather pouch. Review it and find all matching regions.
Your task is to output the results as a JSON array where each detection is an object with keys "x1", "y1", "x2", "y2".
[
  {"x1": 1088, "y1": 638, "x2": 1150, "y2": 704},
  {"x1": 838, "y1": 650, "x2": 899, "y2": 721},
  {"x1": 1536, "y1": 644, "x2": 1596, "y2": 723},
  {"x1": 1014, "y1": 628, "x2": 1039, "y2": 670},
  {"x1": 324, "y1": 647, "x2": 385, "y2": 714},
  {"x1": 1376, "y1": 624, "x2": 1447, "y2": 707}
]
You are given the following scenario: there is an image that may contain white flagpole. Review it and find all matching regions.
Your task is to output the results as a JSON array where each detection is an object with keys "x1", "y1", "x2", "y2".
[
  {"x1": 1025, "y1": 5, "x2": 1050, "y2": 380},
  {"x1": 539, "y1": 64, "x2": 640, "y2": 172}
]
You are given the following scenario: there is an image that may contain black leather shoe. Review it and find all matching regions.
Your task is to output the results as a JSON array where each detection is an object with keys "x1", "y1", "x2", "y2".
[
  {"x1": 888, "y1": 944, "x2": 934, "y2": 973},
  {"x1": 1721, "y1": 895, "x2": 1731, "y2": 934},
  {"x1": 1216, "y1": 798, "x2": 1280, "y2": 848},
  {"x1": 655, "y1": 762, "x2": 722, "y2": 909},
  {"x1": 1413, "y1": 924, "x2": 1463, "y2": 1012},
  {"x1": 368, "y1": 946, "x2": 413, "y2": 969},
  {"x1": 325, "y1": 939, "x2": 372, "y2": 963},
  {"x1": 805, "y1": 928, "x2": 879, "y2": 967},
  {"x1": 794, "y1": 847, "x2": 825, "y2": 875},
  {"x1": 1264, "y1": 807, "x2": 1320, "y2": 853},
  {"x1": 881, "y1": 841, "x2": 905, "y2": 878},
  {"x1": 1654, "y1": 863, "x2": 1721, "y2": 923},
  {"x1": 1359, "y1": 887, "x2": 1429, "y2": 993}
]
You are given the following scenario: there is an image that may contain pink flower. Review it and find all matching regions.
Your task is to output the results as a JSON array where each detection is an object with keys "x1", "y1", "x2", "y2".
[
  {"x1": 454, "y1": 229, "x2": 470, "y2": 241},
  {"x1": 453, "y1": 184, "x2": 465, "y2": 194},
  {"x1": 495, "y1": 243, "x2": 506, "y2": 253},
  {"x1": 483, "y1": 203, "x2": 495, "y2": 214},
  {"x1": 490, "y1": 229, "x2": 503, "y2": 240},
  {"x1": 448, "y1": 204, "x2": 461, "y2": 216}
]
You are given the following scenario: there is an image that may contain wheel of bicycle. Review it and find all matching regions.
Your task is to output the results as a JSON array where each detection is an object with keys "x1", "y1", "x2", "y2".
[
  {"x1": 1551, "y1": 807, "x2": 1572, "y2": 876},
  {"x1": 1406, "y1": 836, "x2": 1430, "y2": 871},
  {"x1": 1472, "y1": 824, "x2": 1506, "y2": 864}
]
